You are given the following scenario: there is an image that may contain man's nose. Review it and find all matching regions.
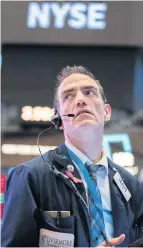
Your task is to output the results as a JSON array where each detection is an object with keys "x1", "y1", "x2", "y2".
[{"x1": 75, "y1": 91, "x2": 87, "y2": 107}]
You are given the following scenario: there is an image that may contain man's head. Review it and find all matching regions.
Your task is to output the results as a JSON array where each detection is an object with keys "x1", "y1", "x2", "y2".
[{"x1": 53, "y1": 65, "x2": 111, "y2": 135}]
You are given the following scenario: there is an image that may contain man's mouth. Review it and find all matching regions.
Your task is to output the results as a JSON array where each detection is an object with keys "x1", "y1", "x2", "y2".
[{"x1": 76, "y1": 110, "x2": 93, "y2": 117}]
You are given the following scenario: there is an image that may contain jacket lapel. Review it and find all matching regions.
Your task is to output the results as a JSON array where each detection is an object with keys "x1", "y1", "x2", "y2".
[
  {"x1": 54, "y1": 143, "x2": 87, "y2": 202},
  {"x1": 108, "y1": 159, "x2": 129, "y2": 247}
]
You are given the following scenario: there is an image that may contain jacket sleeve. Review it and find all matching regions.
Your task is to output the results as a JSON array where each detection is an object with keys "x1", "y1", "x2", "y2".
[
  {"x1": 1, "y1": 164, "x2": 39, "y2": 247},
  {"x1": 134, "y1": 179, "x2": 143, "y2": 239}
]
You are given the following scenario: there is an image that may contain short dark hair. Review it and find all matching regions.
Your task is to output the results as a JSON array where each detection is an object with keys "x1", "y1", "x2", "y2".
[{"x1": 54, "y1": 65, "x2": 107, "y2": 113}]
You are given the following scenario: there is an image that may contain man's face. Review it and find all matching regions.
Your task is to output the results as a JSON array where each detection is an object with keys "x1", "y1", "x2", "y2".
[{"x1": 58, "y1": 73, "x2": 111, "y2": 134}]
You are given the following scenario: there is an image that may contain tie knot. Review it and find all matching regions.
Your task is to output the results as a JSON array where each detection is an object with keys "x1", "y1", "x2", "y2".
[{"x1": 86, "y1": 163, "x2": 102, "y2": 174}]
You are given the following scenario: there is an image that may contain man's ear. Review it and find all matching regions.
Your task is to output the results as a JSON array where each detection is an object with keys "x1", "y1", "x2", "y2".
[{"x1": 104, "y1": 104, "x2": 112, "y2": 121}]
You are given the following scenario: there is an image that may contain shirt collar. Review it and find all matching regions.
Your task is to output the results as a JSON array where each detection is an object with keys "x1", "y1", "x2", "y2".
[{"x1": 65, "y1": 140, "x2": 109, "y2": 173}]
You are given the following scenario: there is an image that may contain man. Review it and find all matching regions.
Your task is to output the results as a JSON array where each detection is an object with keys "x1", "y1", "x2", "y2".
[{"x1": 2, "y1": 66, "x2": 143, "y2": 247}]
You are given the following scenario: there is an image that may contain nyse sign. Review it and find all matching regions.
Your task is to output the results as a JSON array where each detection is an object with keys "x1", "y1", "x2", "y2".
[
  {"x1": 2, "y1": 1, "x2": 143, "y2": 45},
  {"x1": 27, "y1": 2, "x2": 107, "y2": 30}
]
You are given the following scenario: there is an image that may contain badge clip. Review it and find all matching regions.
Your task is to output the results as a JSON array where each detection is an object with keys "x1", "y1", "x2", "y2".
[{"x1": 66, "y1": 170, "x2": 83, "y2": 183}]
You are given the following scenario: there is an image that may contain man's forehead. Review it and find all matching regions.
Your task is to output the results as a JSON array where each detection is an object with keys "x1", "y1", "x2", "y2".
[{"x1": 58, "y1": 73, "x2": 98, "y2": 94}]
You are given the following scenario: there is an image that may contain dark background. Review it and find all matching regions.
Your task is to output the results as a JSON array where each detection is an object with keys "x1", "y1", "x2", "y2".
[{"x1": 1, "y1": 45, "x2": 137, "y2": 110}]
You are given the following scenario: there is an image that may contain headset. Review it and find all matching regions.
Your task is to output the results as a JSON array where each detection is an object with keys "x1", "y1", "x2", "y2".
[
  {"x1": 51, "y1": 110, "x2": 62, "y2": 129},
  {"x1": 51, "y1": 110, "x2": 74, "y2": 129}
]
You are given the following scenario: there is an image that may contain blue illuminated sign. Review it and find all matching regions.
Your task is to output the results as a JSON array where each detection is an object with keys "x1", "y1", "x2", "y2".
[
  {"x1": 103, "y1": 133, "x2": 132, "y2": 159},
  {"x1": 0, "y1": 55, "x2": 2, "y2": 67},
  {"x1": 27, "y1": 2, "x2": 107, "y2": 30}
]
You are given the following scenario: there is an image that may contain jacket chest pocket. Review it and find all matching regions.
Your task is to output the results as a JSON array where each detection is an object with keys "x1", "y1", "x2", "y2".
[{"x1": 35, "y1": 210, "x2": 75, "y2": 247}]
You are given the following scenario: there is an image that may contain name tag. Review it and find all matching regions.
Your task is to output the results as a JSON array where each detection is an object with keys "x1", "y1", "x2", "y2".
[
  {"x1": 113, "y1": 172, "x2": 131, "y2": 201},
  {"x1": 39, "y1": 229, "x2": 74, "y2": 247}
]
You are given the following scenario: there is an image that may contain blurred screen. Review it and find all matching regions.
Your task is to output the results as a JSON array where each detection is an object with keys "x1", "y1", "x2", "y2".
[{"x1": 1, "y1": 45, "x2": 136, "y2": 110}]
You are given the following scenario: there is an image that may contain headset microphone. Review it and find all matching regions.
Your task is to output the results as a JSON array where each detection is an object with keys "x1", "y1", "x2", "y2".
[{"x1": 63, "y1": 114, "x2": 75, "y2": 117}]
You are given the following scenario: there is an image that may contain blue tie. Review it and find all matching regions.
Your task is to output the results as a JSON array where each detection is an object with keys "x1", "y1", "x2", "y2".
[
  {"x1": 86, "y1": 164, "x2": 106, "y2": 246},
  {"x1": 66, "y1": 148, "x2": 106, "y2": 246}
]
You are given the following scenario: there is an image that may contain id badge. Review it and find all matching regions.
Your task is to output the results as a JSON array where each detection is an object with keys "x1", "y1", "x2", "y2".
[
  {"x1": 39, "y1": 229, "x2": 74, "y2": 247},
  {"x1": 114, "y1": 172, "x2": 131, "y2": 201}
]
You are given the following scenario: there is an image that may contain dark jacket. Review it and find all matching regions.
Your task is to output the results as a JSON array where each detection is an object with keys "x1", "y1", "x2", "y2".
[{"x1": 1, "y1": 144, "x2": 143, "y2": 247}]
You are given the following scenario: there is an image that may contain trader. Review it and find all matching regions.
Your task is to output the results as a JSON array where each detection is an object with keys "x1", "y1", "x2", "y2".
[{"x1": 2, "y1": 66, "x2": 143, "y2": 247}]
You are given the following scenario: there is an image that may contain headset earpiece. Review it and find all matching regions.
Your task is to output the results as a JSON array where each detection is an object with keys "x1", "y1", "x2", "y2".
[{"x1": 51, "y1": 111, "x2": 62, "y2": 129}]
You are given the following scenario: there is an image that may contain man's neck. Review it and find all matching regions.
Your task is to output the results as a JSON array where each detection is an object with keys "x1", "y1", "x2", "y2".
[{"x1": 65, "y1": 128, "x2": 103, "y2": 164}]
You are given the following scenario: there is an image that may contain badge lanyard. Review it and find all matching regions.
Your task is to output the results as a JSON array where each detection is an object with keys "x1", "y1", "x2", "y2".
[{"x1": 67, "y1": 148, "x2": 103, "y2": 213}]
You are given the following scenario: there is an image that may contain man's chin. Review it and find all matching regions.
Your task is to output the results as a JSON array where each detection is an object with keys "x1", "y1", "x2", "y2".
[{"x1": 74, "y1": 119, "x2": 97, "y2": 129}]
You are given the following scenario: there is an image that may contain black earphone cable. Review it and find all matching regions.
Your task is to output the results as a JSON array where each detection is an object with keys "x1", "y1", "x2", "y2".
[{"x1": 37, "y1": 124, "x2": 54, "y2": 170}]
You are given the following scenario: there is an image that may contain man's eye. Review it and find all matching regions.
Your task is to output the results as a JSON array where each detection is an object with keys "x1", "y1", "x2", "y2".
[
  {"x1": 85, "y1": 89, "x2": 95, "y2": 96},
  {"x1": 64, "y1": 94, "x2": 73, "y2": 100}
]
